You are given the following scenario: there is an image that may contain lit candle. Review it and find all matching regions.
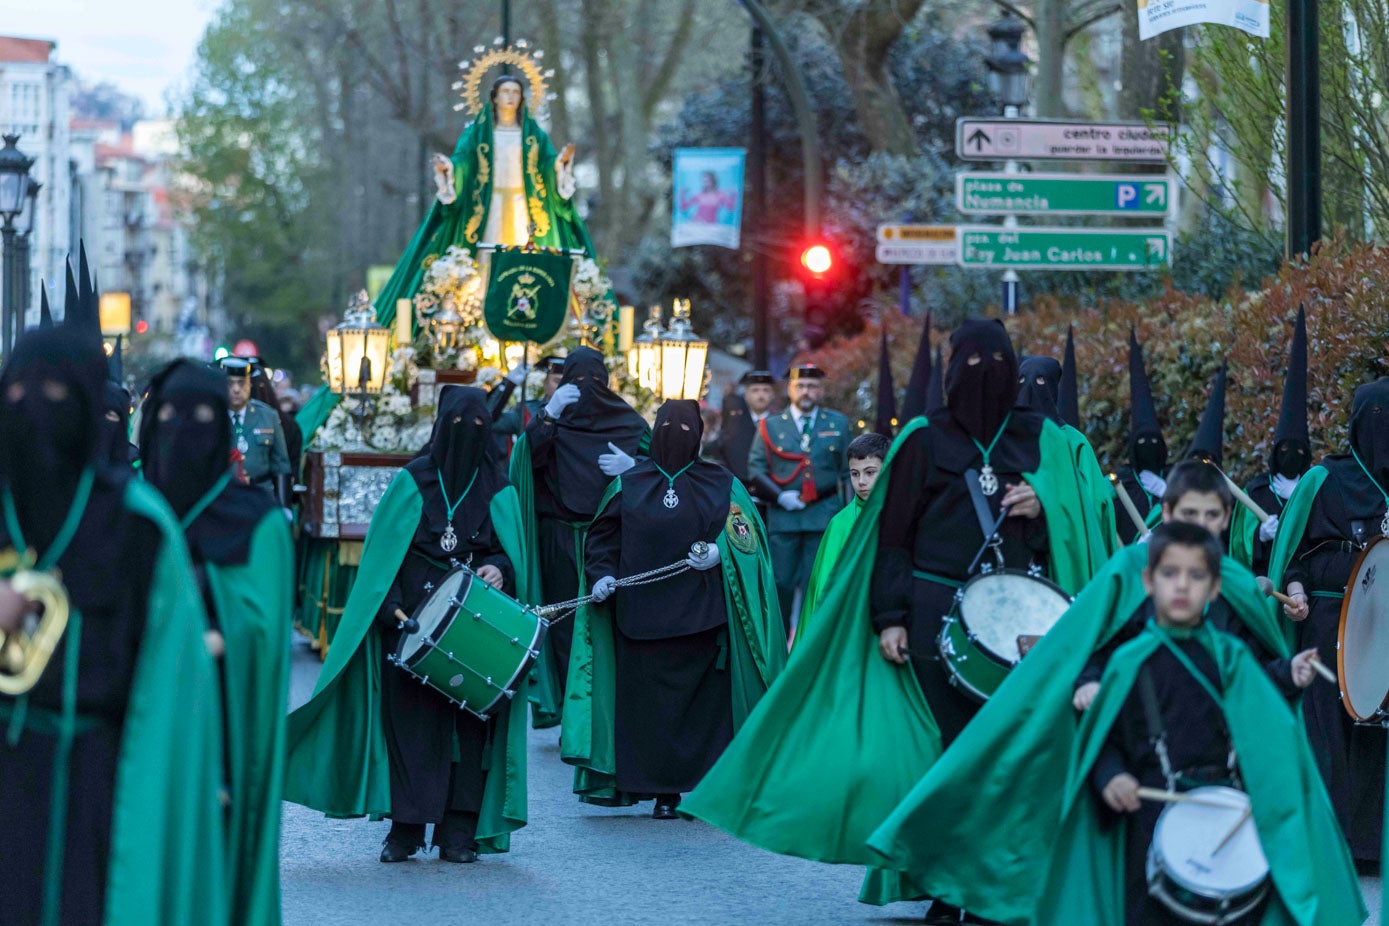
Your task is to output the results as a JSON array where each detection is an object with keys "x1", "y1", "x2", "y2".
[
  {"x1": 395, "y1": 298, "x2": 412, "y2": 347},
  {"x1": 618, "y1": 305, "x2": 635, "y2": 354}
]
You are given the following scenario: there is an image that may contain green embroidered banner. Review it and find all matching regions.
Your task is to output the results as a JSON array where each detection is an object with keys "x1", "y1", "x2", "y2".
[{"x1": 483, "y1": 247, "x2": 574, "y2": 344}]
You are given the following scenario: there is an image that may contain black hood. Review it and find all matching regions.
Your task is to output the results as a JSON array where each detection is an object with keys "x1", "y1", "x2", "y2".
[
  {"x1": 1016, "y1": 355, "x2": 1062, "y2": 423},
  {"x1": 1128, "y1": 328, "x2": 1167, "y2": 472},
  {"x1": 1272, "y1": 306, "x2": 1310, "y2": 478},
  {"x1": 945, "y1": 318, "x2": 1018, "y2": 441},
  {"x1": 547, "y1": 346, "x2": 649, "y2": 517},
  {"x1": 1349, "y1": 377, "x2": 1389, "y2": 489},
  {"x1": 927, "y1": 346, "x2": 945, "y2": 416},
  {"x1": 876, "y1": 329, "x2": 897, "y2": 435},
  {"x1": 1185, "y1": 363, "x2": 1227, "y2": 467},
  {"x1": 651, "y1": 400, "x2": 703, "y2": 472},
  {"x1": 901, "y1": 314, "x2": 933, "y2": 422},
  {"x1": 0, "y1": 325, "x2": 107, "y2": 550},
  {"x1": 408, "y1": 385, "x2": 508, "y2": 549},
  {"x1": 100, "y1": 380, "x2": 135, "y2": 467},
  {"x1": 1058, "y1": 324, "x2": 1081, "y2": 428}
]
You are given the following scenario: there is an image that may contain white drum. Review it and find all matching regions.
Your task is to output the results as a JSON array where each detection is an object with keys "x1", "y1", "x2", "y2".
[
  {"x1": 1338, "y1": 535, "x2": 1389, "y2": 723},
  {"x1": 1146, "y1": 786, "x2": 1269, "y2": 925},
  {"x1": 937, "y1": 569, "x2": 1072, "y2": 700}
]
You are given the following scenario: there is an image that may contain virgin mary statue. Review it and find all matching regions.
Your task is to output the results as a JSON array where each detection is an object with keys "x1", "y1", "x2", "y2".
[{"x1": 373, "y1": 75, "x2": 596, "y2": 330}]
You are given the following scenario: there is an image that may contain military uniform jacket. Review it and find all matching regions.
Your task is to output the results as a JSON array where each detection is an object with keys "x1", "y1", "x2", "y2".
[
  {"x1": 233, "y1": 398, "x2": 291, "y2": 486},
  {"x1": 749, "y1": 406, "x2": 848, "y2": 534}
]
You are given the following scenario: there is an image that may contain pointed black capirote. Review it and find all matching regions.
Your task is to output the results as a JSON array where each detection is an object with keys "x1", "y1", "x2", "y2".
[
  {"x1": 901, "y1": 314, "x2": 933, "y2": 421},
  {"x1": 926, "y1": 346, "x2": 945, "y2": 414},
  {"x1": 875, "y1": 328, "x2": 897, "y2": 436},
  {"x1": 1274, "y1": 306, "x2": 1310, "y2": 446},
  {"x1": 1058, "y1": 324, "x2": 1081, "y2": 428},
  {"x1": 108, "y1": 334, "x2": 124, "y2": 384},
  {"x1": 38, "y1": 281, "x2": 53, "y2": 328},
  {"x1": 63, "y1": 251, "x2": 101, "y2": 338},
  {"x1": 64, "y1": 260, "x2": 80, "y2": 323},
  {"x1": 1129, "y1": 327, "x2": 1161, "y2": 439},
  {"x1": 78, "y1": 240, "x2": 93, "y2": 309},
  {"x1": 1186, "y1": 362, "x2": 1228, "y2": 466}
]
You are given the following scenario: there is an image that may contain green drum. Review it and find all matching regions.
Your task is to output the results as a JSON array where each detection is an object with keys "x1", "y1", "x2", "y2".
[
  {"x1": 937, "y1": 569, "x2": 1071, "y2": 702},
  {"x1": 391, "y1": 566, "x2": 547, "y2": 719}
]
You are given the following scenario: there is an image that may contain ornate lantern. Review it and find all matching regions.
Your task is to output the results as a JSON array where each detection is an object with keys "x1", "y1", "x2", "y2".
[
  {"x1": 325, "y1": 291, "x2": 391, "y2": 396},
  {"x1": 627, "y1": 304, "x2": 663, "y2": 391},
  {"x1": 657, "y1": 299, "x2": 708, "y2": 401}
]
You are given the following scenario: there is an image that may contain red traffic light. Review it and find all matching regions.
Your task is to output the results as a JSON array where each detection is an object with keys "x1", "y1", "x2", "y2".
[
  {"x1": 135, "y1": 320, "x2": 150, "y2": 334},
  {"x1": 801, "y1": 244, "x2": 833, "y2": 276}
]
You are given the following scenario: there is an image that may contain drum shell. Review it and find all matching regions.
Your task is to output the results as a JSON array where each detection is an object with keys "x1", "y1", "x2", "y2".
[
  {"x1": 1145, "y1": 786, "x2": 1269, "y2": 925},
  {"x1": 396, "y1": 568, "x2": 546, "y2": 719},
  {"x1": 1336, "y1": 535, "x2": 1389, "y2": 723}
]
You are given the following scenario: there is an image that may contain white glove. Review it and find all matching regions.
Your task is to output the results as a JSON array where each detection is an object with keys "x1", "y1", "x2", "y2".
[
  {"x1": 686, "y1": 541, "x2": 722, "y2": 571},
  {"x1": 777, "y1": 490, "x2": 806, "y2": 511},
  {"x1": 1271, "y1": 473, "x2": 1300, "y2": 500},
  {"x1": 1258, "y1": 514, "x2": 1280, "y2": 543},
  {"x1": 545, "y1": 383, "x2": 580, "y2": 418},
  {"x1": 505, "y1": 363, "x2": 529, "y2": 386},
  {"x1": 591, "y1": 575, "x2": 617, "y2": 603},
  {"x1": 1138, "y1": 470, "x2": 1167, "y2": 499},
  {"x1": 597, "y1": 441, "x2": 636, "y2": 476}
]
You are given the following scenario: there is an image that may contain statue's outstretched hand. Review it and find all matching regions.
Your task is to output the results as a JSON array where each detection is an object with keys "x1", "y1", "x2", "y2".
[
  {"x1": 431, "y1": 153, "x2": 451, "y2": 173},
  {"x1": 559, "y1": 143, "x2": 576, "y2": 166}
]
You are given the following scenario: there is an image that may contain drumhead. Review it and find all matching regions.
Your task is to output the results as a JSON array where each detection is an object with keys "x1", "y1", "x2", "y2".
[
  {"x1": 1339, "y1": 536, "x2": 1389, "y2": 721},
  {"x1": 398, "y1": 569, "x2": 469, "y2": 662},
  {"x1": 1151, "y1": 787, "x2": 1267, "y2": 898},
  {"x1": 958, "y1": 571, "x2": 1072, "y2": 663}
]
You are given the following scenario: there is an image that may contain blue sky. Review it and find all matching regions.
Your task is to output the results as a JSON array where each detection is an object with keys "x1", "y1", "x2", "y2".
[{"x1": 0, "y1": 0, "x2": 218, "y2": 116}]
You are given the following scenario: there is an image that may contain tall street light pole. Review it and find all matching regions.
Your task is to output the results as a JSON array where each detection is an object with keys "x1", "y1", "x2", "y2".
[
  {"x1": 1286, "y1": 0, "x2": 1320, "y2": 257},
  {"x1": 0, "y1": 134, "x2": 35, "y2": 358},
  {"x1": 749, "y1": 27, "x2": 769, "y2": 369},
  {"x1": 15, "y1": 181, "x2": 40, "y2": 333},
  {"x1": 986, "y1": 12, "x2": 1031, "y2": 316}
]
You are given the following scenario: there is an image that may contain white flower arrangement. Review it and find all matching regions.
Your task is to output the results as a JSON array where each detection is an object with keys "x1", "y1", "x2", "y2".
[
  {"x1": 413, "y1": 246, "x2": 485, "y2": 327},
  {"x1": 474, "y1": 365, "x2": 504, "y2": 388}
]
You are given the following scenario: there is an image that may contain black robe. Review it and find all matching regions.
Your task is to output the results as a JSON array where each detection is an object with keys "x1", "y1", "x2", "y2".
[
  {"x1": 1115, "y1": 466, "x2": 1162, "y2": 545},
  {"x1": 1087, "y1": 629, "x2": 1262, "y2": 926},
  {"x1": 1241, "y1": 473, "x2": 1289, "y2": 577},
  {"x1": 585, "y1": 458, "x2": 733, "y2": 795},
  {"x1": 1283, "y1": 454, "x2": 1387, "y2": 861},
  {"x1": 0, "y1": 469, "x2": 161, "y2": 926},
  {"x1": 870, "y1": 413, "x2": 1050, "y2": 745}
]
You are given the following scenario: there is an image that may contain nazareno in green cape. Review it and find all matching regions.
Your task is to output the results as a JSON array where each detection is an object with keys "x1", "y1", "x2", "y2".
[
  {"x1": 1033, "y1": 622, "x2": 1362, "y2": 926},
  {"x1": 794, "y1": 496, "x2": 862, "y2": 648},
  {"x1": 1265, "y1": 465, "x2": 1331, "y2": 651},
  {"x1": 205, "y1": 509, "x2": 293, "y2": 926},
  {"x1": 558, "y1": 477, "x2": 787, "y2": 805},
  {"x1": 281, "y1": 471, "x2": 534, "y2": 853},
  {"x1": 104, "y1": 480, "x2": 228, "y2": 925},
  {"x1": 866, "y1": 543, "x2": 1289, "y2": 921},
  {"x1": 678, "y1": 416, "x2": 1107, "y2": 903}
]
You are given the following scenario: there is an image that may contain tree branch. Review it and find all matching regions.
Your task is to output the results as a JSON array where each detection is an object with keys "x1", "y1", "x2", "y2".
[
  {"x1": 642, "y1": 0, "x2": 699, "y2": 119},
  {"x1": 985, "y1": 0, "x2": 1036, "y2": 30},
  {"x1": 1066, "y1": 2, "x2": 1122, "y2": 40}
]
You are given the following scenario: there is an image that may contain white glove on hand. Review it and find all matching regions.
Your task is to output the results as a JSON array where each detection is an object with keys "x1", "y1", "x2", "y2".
[
  {"x1": 1258, "y1": 514, "x2": 1280, "y2": 543},
  {"x1": 505, "y1": 363, "x2": 529, "y2": 386},
  {"x1": 545, "y1": 383, "x2": 580, "y2": 418},
  {"x1": 686, "y1": 541, "x2": 722, "y2": 571},
  {"x1": 597, "y1": 441, "x2": 636, "y2": 477},
  {"x1": 1271, "y1": 473, "x2": 1300, "y2": 500},
  {"x1": 591, "y1": 576, "x2": 618, "y2": 603},
  {"x1": 1138, "y1": 470, "x2": 1168, "y2": 499},
  {"x1": 777, "y1": 490, "x2": 806, "y2": 512}
]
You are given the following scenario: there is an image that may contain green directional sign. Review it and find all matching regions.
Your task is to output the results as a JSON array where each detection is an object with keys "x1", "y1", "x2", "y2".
[
  {"x1": 956, "y1": 226, "x2": 1171, "y2": 271},
  {"x1": 957, "y1": 173, "x2": 1174, "y2": 217}
]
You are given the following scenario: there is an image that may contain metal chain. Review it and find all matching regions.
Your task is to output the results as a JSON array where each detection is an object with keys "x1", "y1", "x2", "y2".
[{"x1": 533, "y1": 558, "x2": 693, "y2": 623}]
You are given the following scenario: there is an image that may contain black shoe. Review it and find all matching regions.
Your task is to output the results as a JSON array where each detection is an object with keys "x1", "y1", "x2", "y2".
[
  {"x1": 923, "y1": 901, "x2": 964, "y2": 924},
  {"x1": 379, "y1": 838, "x2": 421, "y2": 863},
  {"x1": 440, "y1": 846, "x2": 478, "y2": 863},
  {"x1": 652, "y1": 794, "x2": 681, "y2": 820}
]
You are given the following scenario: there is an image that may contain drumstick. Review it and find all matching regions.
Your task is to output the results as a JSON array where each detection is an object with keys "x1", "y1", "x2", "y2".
[
  {"x1": 1108, "y1": 473, "x2": 1152, "y2": 539},
  {"x1": 1206, "y1": 463, "x2": 1272, "y2": 524},
  {"x1": 394, "y1": 608, "x2": 421, "y2": 635},
  {"x1": 1211, "y1": 803, "x2": 1255, "y2": 856},
  {"x1": 1136, "y1": 787, "x2": 1246, "y2": 809},
  {"x1": 1307, "y1": 652, "x2": 1337, "y2": 685},
  {"x1": 1254, "y1": 575, "x2": 1297, "y2": 607}
]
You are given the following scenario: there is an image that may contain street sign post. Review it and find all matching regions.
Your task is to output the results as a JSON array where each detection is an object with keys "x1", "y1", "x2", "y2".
[
  {"x1": 955, "y1": 118, "x2": 1172, "y2": 162},
  {"x1": 956, "y1": 172, "x2": 1175, "y2": 217},
  {"x1": 876, "y1": 224, "x2": 958, "y2": 265},
  {"x1": 956, "y1": 226, "x2": 1171, "y2": 271}
]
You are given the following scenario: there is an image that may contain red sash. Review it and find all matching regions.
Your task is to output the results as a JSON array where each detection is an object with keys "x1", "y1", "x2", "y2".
[{"x1": 758, "y1": 418, "x2": 818, "y2": 503}]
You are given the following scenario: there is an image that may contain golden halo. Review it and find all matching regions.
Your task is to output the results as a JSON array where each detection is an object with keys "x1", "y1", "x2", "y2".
[{"x1": 452, "y1": 38, "x2": 554, "y2": 120}]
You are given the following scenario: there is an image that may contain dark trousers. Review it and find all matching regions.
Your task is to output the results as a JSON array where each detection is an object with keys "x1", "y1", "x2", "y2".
[
  {"x1": 538, "y1": 517, "x2": 583, "y2": 695},
  {"x1": 905, "y1": 577, "x2": 981, "y2": 747},
  {"x1": 768, "y1": 529, "x2": 822, "y2": 631}
]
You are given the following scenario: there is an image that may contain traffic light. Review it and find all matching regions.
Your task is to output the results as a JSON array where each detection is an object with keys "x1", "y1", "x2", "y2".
[{"x1": 800, "y1": 243, "x2": 833, "y2": 276}]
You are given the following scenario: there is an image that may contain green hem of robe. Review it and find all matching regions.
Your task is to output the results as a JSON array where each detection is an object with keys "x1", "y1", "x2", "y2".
[
  {"x1": 795, "y1": 497, "x2": 862, "y2": 647},
  {"x1": 282, "y1": 472, "x2": 533, "y2": 853},
  {"x1": 104, "y1": 481, "x2": 228, "y2": 925}
]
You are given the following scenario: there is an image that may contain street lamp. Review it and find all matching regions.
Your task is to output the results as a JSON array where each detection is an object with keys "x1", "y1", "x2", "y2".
[
  {"x1": 0, "y1": 134, "x2": 35, "y2": 357},
  {"x1": 15, "y1": 181, "x2": 39, "y2": 331},
  {"x1": 658, "y1": 299, "x2": 709, "y2": 401},
  {"x1": 985, "y1": 12, "x2": 1030, "y2": 315}
]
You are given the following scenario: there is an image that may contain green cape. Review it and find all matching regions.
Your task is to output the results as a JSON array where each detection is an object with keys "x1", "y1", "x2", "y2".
[
  {"x1": 1034, "y1": 623, "x2": 1363, "y2": 926},
  {"x1": 104, "y1": 481, "x2": 228, "y2": 925},
  {"x1": 679, "y1": 417, "x2": 1105, "y2": 901},
  {"x1": 282, "y1": 472, "x2": 534, "y2": 853},
  {"x1": 1265, "y1": 466, "x2": 1331, "y2": 651},
  {"x1": 205, "y1": 510, "x2": 293, "y2": 926},
  {"x1": 867, "y1": 545, "x2": 1289, "y2": 921},
  {"x1": 1061, "y1": 424, "x2": 1120, "y2": 561},
  {"x1": 558, "y1": 477, "x2": 787, "y2": 805},
  {"x1": 794, "y1": 496, "x2": 862, "y2": 647}
]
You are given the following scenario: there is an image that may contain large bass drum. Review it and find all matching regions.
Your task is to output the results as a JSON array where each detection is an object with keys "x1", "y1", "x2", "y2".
[
  {"x1": 390, "y1": 566, "x2": 547, "y2": 720},
  {"x1": 1146, "y1": 786, "x2": 1269, "y2": 925},
  {"x1": 1337, "y1": 534, "x2": 1389, "y2": 723},
  {"x1": 937, "y1": 569, "x2": 1071, "y2": 701}
]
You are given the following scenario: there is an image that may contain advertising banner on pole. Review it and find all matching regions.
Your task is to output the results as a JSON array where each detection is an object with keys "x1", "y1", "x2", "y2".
[
  {"x1": 672, "y1": 147, "x2": 746, "y2": 249},
  {"x1": 1137, "y1": 0, "x2": 1269, "y2": 40}
]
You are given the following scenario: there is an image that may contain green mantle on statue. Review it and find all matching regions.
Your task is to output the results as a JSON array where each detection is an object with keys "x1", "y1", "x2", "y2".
[
  {"x1": 373, "y1": 102, "x2": 596, "y2": 333},
  {"x1": 1032, "y1": 623, "x2": 1362, "y2": 926},
  {"x1": 558, "y1": 478, "x2": 787, "y2": 805},
  {"x1": 282, "y1": 472, "x2": 534, "y2": 853},
  {"x1": 866, "y1": 544, "x2": 1288, "y2": 921},
  {"x1": 678, "y1": 417, "x2": 1105, "y2": 901},
  {"x1": 103, "y1": 481, "x2": 228, "y2": 926},
  {"x1": 204, "y1": 510, "x2": 293, "y2": 926}
]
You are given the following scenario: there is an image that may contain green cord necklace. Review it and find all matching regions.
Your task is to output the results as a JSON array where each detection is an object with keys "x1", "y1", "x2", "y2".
[
  {"x1": 178, "y1": 471, "x2": 233, "y2": 531},
  {"x1": 2, "y1": 468, "x2": 96, "y2": 571},
  {"x1": 970, "y1": 412, "x2": 1013, "y2": 497},
  {"x1": 1349, "y1": 448, "x2": 1389, "y2": 536},
  {"x1": 653, "y1": 460, "x2": 697, "y2": 509},
  {"x1": 436, "y1": 468, "x2": 479, "y2": 553}
]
